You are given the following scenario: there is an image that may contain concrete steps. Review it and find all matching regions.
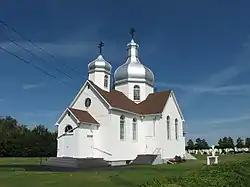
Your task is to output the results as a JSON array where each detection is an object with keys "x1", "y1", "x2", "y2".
[
  {"x1": 41, "y1": 157, "x2": 110, "y2": 170},
  {"x1": 132, "y1": 154, "x2": 158, "y2": 165}
]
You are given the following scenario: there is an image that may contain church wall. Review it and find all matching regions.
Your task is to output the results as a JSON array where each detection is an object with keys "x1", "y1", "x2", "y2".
[
  {"x1": 71, "y1": 83, "x2": 111, "y2": 158},
  {"x1": 145, "y1": 84, "x2": 154, "y2": 95},
  {"x1": 57, "y1": 113, "x2": 79, "y2": 157},
  {"x1": 115, "y1": 81, "x2": 154, "y2": 102},
  {"x1": 114, "y1": 83, "x2": 129, "y2": 97},
  {"x1": 88, "y1": 71, "x2": 110, "y2": 91},
  {"x1": 127, "y1": 82, "x2": 154, "y2": 102},
  {"x1": 157, "y1": 93, "x2": 185, "y2": 159},
  {"x1": 142, "y1": 116, "x2": 161, "y2": 154},
  {"x1": 103, "y1": 110, "x2": 146, "y2": 161}
]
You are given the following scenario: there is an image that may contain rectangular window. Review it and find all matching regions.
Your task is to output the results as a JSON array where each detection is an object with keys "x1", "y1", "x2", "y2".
[
  {"x1": 120, "y1": 123, "x2": 125, "y2": 140},
  {"x1": 167, "y1": 124, "x2": 170, "y2": 140},
  {"x1": 104, "y1": 75, "x2": 108, "y2": 88},
  {"x1": 175, "y1": 125, "x2": 178, "y2": 140},
  {"x1": 132, "y1": 122, "x2": 137, "y2": 140}
]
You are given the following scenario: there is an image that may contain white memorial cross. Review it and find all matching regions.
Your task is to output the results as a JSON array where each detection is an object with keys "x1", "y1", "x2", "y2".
[{"x1": 207, "y1": 145, "x2": 219, "y2": 165}]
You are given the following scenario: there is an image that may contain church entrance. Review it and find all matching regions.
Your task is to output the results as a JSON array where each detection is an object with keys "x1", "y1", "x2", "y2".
[
  {"x1": 86, "y1": 134, "x2": 94, "y2": 157},
  {"x1": 145, "y1": 136, "x2": 155, "y2": 154},
  {"x1": 63, "y1": 134, "x2": 75, "y2": 157}
]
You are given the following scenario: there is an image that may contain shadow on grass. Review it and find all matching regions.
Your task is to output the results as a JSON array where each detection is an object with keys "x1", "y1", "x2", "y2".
[{"x1": 0, "y1": 164, "x2": 156, "y2": 172}]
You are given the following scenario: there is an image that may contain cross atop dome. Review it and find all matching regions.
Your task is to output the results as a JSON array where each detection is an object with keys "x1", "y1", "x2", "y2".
[
  {"x1": 98, "y1": 41, "x2": 104, "y2": 55},
  {"x1": 129, "y1": 28, "x2": 135, "y2": 40}
]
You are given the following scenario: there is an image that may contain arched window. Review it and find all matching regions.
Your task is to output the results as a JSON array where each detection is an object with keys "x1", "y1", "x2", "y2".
[
  {"x1": 167, "y1": 116, "x2": 170, "y2": 140},
  {"x1": 104, "y1": 75, "x2": 108, "y2": 88},
  {"x1": 133, "y1": 85, "x2": 140, "y2": 100},
  {"x1": 65, "y1": 125, "x2": 73, "y2": 133},
  {"x1": 175, "y1": 118, "x2": 178, "y2": 140},
  {"x1": 132, "y1": 118, "x2": 137, "y2": 141},
  {"x1": 120, "y1": 115, "x2": 125, "y2": 140}
]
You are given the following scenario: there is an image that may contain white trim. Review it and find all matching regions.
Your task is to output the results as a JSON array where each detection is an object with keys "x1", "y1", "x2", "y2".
[
  {"x1": 57, "y1": 108, "x2": 80, "y2": 124},
  {"x1": 110, "y1": 107, "x2": 138, "y2": 115},
  {"x1": 56, "y1": 108, "x2": 69, "y2": 124},
  {"x1": 80, "y1": 122, "x2": 100, "y2": 126},
  {"x1": 170, "y1": 91, "x2": 185, "y2": 121},
  {"x1": 69, "y1": 80, "x2": 111, "y2": 109},
  {"x1": 69, "y1": 80, "x2": 89, "y2": 108},
  {"x1": 67, "y1": 108, "x2": 81, "y2": 123},
  {"x1": 66, "y1": 79, "x2": 175, "y2": 118},
  {"x1": 110, "y1": 106, "x2": 162, "y2": 117},
  {"x1": 86, "y1": 80, "x2": 111, "y2": 108}
]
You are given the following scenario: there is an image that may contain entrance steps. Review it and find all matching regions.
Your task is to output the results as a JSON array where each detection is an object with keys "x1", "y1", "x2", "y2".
[
  {"x1": 41, "y1": 157, "x2": 110, "y2": 170},
  {"x1": 132, "y1": 154, "x2": 162, "y2": 165}
]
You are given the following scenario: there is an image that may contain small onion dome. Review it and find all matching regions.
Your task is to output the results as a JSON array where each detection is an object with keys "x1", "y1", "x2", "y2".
[
  {"x1": 114, "y1": 39, "x2": 154, "y2": 86},
  {"x1": 88, "y1": 55, "x2": 112, "y2": 74}
]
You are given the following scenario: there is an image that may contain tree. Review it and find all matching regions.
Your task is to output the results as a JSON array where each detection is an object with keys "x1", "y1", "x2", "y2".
[
  {"x1": 0, "y1": 116, "x2": 57, "y2": 157},
  {"x1": 217, "y1": 138, "x2": 223, "y2": 148},
  {"x1": 227, "y1": 137, "x2": 234, "y2": 148},
  {"x1": 236, "y1": 137, "x2": 244, "y2": 148},
  {"x1": 218, "y1": 137, "x2": 234, "y2": 149},
  {"x1": 195, "y1": 138, "x2": 209, "y2": 149},
  {"x1": 245, "y1": 138, "x2": 250, "y2": 148},
  {"x1": 187, "y1": 139, "x2": 194, "y2": 149}
]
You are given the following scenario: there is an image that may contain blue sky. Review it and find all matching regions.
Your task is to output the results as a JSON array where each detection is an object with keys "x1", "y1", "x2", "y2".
[{"x1": 1, "y1": 0, "x2": 250, "y2": 144}]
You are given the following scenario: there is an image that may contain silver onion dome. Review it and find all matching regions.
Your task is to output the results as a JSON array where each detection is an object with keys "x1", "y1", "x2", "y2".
[
  {"x1": 114, "y1": 39, "x2": 154, "y2": 86},
  {"x1": 88, "y1": 55, "x2": 112, "y2": 74}
]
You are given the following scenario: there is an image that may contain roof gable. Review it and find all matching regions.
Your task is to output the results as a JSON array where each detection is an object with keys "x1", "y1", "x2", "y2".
[
  {"x1": 170, "y1": 91, "x2": 185, "y2": 121},
  {"x1": 57, "y1": 108, "x2": 99, "y2": 125},
  {"x1": 138, "y1": 90, "x2": 171, "y2": 115},
  {"x1": 68, "y1": 108, "x2": 99, "y2": 124},
  {"x1": 69, "y1": 80, "x2": 111, "y2": 109},
  {"x1": 88, "y1": 80, "x2": 172, "y2": 115}
]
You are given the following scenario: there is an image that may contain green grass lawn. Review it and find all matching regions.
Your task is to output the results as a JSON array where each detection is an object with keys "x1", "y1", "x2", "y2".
[{"x1": 0, "y1": 154, "x2": 249, "y2": 187}]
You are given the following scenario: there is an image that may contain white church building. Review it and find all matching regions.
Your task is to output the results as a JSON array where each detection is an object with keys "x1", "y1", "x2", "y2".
[{"x1": 56, "y1": 33, "x2": 185, "y2": 164}]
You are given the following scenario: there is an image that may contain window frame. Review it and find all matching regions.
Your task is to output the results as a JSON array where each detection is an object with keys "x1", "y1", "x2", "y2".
[
  {"x1": 132, "y1": 118, "x2": 137, "y2": 141},
  {"x1": 167, "y1": 116, "x2": 171, "y2": 140},
  {"x1": 133, "y1": 85, "x2": 140, "y2": 101},
  {"x1": 104, "y1": 75, "x2": 108, "y2": 88},
  {"x1": 120, "y1": 115, "x2": 125, "y2": 140},
  {"x1": 65, "y1": 125, "x2": 73, "y2": 134},
  {"x1": 175, "y1": 118, "x2": 178, "y2": 140}
]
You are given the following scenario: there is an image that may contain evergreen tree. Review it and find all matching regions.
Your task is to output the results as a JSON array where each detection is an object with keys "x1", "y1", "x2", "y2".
[
  {"x1": 236, "y1": 137, "x2": 244, "y2": 148},
  {"x1": 187, "y1": 139, "x2": 194, "y2": 149},
  {"x1": 245, "y1": 138, "x2": 250, "y2": 148},
  {"x1": 218, "y1": 138, "x2": 223, "y2": 148},
  {"x1": 0, "y1": 116, "x2": 57, "y2": 157}
]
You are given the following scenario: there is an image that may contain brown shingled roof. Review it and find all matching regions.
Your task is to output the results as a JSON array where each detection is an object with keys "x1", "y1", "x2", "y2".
[
  {"x1": 88, "y1": 80, "x2": 171, "y2": 115},
  {"x1": 68, "y1": 108, "x2": 99, "y2": 124}
]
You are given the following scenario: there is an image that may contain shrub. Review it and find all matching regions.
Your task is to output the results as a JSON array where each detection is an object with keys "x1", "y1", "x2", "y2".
[{"x1": 138, "y1": 160, "x2": 250, "y2": 187}]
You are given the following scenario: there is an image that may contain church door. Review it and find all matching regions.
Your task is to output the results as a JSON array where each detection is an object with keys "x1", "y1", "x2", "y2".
[
  {"x1": 86, "y1": 134, "x2": 94, "y2": 157},
  {"x1": 145, "y1": 136, "x2": 155, "y2": 154},
  {"x1": 63, "y1": 135, "x2": 75, "y2": 157}
]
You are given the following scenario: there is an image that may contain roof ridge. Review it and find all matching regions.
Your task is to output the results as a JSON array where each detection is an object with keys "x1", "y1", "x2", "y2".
[{"x1": 87, "y1": 80, "x2": 171, "y2": 115}]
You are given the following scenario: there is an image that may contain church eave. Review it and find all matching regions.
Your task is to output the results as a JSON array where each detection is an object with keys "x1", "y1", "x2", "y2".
[
  {"x1": 110, "y1": 106, "x2": 162, "y2": 117},
  {"x1": 114, "y1": 78, "x2": 154, "y2": 87},
  {"x1": 56, "y1": 108, "x2": 80, "y2": 125},
  {"x1": 170, "y1": 91, "x2": 185, "y2": 121},
  {"x1": 69, "y1": 80, "x2": 111, "y2": 109}
]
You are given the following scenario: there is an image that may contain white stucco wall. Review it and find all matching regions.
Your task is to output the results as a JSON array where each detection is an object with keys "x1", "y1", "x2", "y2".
[
  {"x1": 57, "y1": 113, "x2": 79, "y2": 157},
  {"x1": 156, "y1": 93, "x2": 185, "y2": 159},
  {"x1": 57, "y1": 82, "x2": 185, "y2": 161},
  {"x1": 115, "y1": 82, "x2": 154, "y2": 102},
  {"x1": 88, "y1": 71, "x2": 111, "y2": 92},
  {"x1": 102, "y1": 111, "x2": 145, "y2": 161},
  {"x1": 71, "y1": 83, "x2": 112, "y2": 158}
]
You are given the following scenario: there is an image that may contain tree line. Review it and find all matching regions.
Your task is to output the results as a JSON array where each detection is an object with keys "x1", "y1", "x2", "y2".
[
  {"x1": 0, "y1": 116, "x2": 57, "y2": 157},
  {"x1": 1, "y1": 116, "x2": 249, "y2": 157},
  {"x1": 186, "y1": 137, "x2": 250, "y2": 150}
]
